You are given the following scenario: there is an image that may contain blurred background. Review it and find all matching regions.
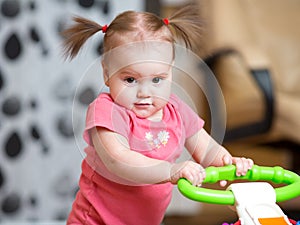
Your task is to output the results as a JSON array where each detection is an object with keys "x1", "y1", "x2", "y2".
[{"x1": 0, "y1": 0, "x2": 299, "y2": 224}]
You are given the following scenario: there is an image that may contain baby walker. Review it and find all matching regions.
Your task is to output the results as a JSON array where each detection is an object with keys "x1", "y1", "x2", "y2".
[{"x1": 177, "y1": 165, "x2": 300, "y2": 225}]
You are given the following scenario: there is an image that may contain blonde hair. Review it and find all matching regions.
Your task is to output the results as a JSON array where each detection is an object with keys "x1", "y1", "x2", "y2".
[{"x1": 62, "y1": 4, "x2": 203, "y2": 60}]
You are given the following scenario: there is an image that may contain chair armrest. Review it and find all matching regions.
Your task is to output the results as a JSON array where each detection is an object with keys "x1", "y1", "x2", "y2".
[{"x1": 204, "y1": 50, "x2": 275, "y2": 141}]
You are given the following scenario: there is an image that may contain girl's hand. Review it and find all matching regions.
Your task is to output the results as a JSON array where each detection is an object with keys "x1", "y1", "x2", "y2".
[
  {"x1": 223, "y1": 155, "x2": 254, "y2": 176},
  {"x1": 170, "y1": 161, "x2": 206, "y2": 186},
  {"x1": 219, "y1": 155, "x2": 254, "y2": 187}
]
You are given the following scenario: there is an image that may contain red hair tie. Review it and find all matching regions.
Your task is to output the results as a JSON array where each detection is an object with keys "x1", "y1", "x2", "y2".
[
  {"x1": 163, "y1": 18, "x2": 169, "y2": 25},
  {"x1": 102, "y1": 24, "x2": 108, "y2": 33}
]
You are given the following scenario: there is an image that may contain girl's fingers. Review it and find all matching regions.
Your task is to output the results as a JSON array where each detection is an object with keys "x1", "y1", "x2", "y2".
[
  {"x1": 188, "y1": 163, "x2": 206, "y2": 186},
  {"x1": 219, "y1": 180, "x2": 227, "y2": 187},
  {"x1": 233, "y1": 157, "x2": 254, "y2": 176},
  {"x1": 234, "y1": 157, "x2": 243, "y2": 176},
  {"x1": 171, "y1": 161, "x2": 206, "y2": 186},
  {"x1": 222, "y1": 155, "x2": 233, "y2": 165}
]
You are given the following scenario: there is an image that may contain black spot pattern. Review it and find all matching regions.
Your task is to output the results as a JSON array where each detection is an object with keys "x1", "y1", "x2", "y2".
[
  {"x1": 78, "y1": 0, "x2": 95, "y2": 8},
  {"x1": 4, "y1": 131, "x2": 23, "y2": 158},
  {"x1": 78, "y1": 87, "x2": 96, "y2": 105},
  {"x1": 57, "y1": 115, "x2": 74, "y2": 138},
  {"x1": 96, "y1": 40, "x2": 104, "y2": 56},
  {"x1": 1, "y1": 0, "x2": 20, "y2": 18},
  {"x1": 29, "y1": 98, "x2": 38, "y2": 109},
  {"x1": 0, "y1": 0, "x2": 141, "y2": 221},
  {"x1": 0, "y1": 166, "x2": 4, "y2": 189},
  {"x1": 4, "y1": 33, "x2": 22, "y2": 60},
  {"x1": 0, "y1": 68, "x2": 4, "y2": 91},
  {"x1": 28, "y1": 1, "x2": 35, "y2": 11},
  {"x1": 30, "y1": 124, "x2": 40, "y2": 140},
  {"x1": 2, "y1": 96, "x2": 21, "y2": 116},
  {"x1": 29, "y1": 26, "x2": 40, "y2": 43},
  {"x1": 1, "y1": 193, "x2": 21, "y2": 214}
]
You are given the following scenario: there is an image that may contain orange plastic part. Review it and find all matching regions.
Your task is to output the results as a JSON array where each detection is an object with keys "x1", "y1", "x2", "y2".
[{"x1": 258, "y1": 217, "x2": 289, "y2": 225}]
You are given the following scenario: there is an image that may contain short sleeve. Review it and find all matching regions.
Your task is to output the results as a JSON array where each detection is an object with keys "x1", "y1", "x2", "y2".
[
  {"x1": 169, "y1": 94, "x2": 204, "y2": 138},
  {"x1": 83, "y1": 93, "x2": 130, "y2": 145}
]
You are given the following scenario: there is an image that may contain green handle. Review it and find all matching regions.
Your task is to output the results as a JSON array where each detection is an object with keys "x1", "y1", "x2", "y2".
[{"x1": 177, "y1": 165, "x2": 300, "y2": 205}]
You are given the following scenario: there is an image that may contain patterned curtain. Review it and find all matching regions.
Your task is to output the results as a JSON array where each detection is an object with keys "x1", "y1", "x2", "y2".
[{"x1": 0, "y1": 0, "x2": 143, "y2": 221}]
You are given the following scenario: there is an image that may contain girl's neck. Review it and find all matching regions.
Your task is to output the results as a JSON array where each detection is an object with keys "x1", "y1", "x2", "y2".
[{"x1": 147, "y1": 109, "x2": 163, "y2": 122}]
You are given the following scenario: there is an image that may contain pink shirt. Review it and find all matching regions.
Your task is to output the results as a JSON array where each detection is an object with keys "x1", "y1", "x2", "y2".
[{"x1": 67, "y1": 93, "x2": 204, "y2": 225}]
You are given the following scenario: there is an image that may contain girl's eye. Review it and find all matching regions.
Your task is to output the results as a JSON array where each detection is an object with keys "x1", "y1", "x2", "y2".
[
  {"x1": 125, "y1": 77, "x2": 136, "y2": 83},
  {"x1": 152, "y1": 77, "x2": 162, "y2": 84}
]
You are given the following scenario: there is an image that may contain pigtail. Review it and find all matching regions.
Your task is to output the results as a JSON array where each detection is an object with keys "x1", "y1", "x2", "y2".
[
  {"x1": 62, "y1": 16, "x2": 104, "y2": 60},
  {"x1": 167, "y1": 4, "x2": 203, "y2": 51}
]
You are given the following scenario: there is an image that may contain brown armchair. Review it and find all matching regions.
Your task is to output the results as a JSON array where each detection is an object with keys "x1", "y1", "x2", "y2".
[
  {"x1": 197, "y1": 0, "x2": 300, "y2": 216},
  {"x1": 199, "y1": 0, "x2": 300, "y2": 146},
  {"x1": 197, "y1": 0, "x2": 300, "y2": 193}
]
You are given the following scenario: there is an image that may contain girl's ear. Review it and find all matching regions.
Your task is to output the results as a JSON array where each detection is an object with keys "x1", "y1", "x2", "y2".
[{"x1": 102, "y1": 61, "x2": 109, "y2": 86}]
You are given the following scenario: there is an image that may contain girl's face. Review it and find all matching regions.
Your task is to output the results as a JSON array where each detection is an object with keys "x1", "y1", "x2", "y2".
[
  {"x1": 103, "y1": 41, "x2": 174, "y2": 120},
  {"x1": 107, "y1": 62, "x2": 172, "y2": 120}
]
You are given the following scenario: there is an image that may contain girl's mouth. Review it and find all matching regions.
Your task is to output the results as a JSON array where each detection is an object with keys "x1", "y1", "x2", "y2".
[{"x1": 134, "y1": 103, "x2": 151, "y2": 108}]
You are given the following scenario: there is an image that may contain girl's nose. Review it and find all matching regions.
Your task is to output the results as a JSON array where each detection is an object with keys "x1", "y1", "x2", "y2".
[{"x1": 137, "y1": 84, "x2": 150, "y2": 98}]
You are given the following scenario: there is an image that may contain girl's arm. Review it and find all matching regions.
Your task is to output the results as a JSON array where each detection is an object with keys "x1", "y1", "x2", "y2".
[
  {"x1": 185, "y1": 128, "x2": 253, "y2": 176},
  {"x1": 91, "y1": 127, "x2": 205, "y2": 185}
]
